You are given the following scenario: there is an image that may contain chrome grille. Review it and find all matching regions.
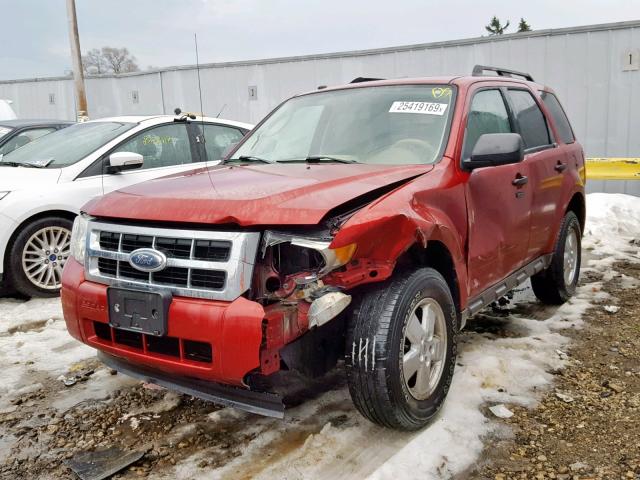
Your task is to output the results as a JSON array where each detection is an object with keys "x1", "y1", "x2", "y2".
[{"x1": 85, "y1": 221, "x2": 260, "y2": 301}]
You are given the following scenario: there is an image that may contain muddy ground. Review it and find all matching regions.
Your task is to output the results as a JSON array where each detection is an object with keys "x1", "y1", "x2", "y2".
[
  {"x1": 466, "y1": 262, "x2": 640, "y2": 480},
  {"x1": 0, "y1": 258, "x2": 638, "y2": 480}
]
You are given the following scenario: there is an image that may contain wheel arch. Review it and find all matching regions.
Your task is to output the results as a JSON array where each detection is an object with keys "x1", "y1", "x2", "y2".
[
  {"x1": 396, "y1": 240, "x2": 462, "y2": 329},
  {"x1": 4, "y1": 209, "x2": 78, "y2": 269},
  {"x1": 566, "y1": 192, "x2": 586, "y2": 235}
]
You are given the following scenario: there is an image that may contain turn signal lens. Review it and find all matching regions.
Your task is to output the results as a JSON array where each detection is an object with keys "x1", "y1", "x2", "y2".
[{"x1": 331, "y1": 243, "x2": 357, "y2": 266}]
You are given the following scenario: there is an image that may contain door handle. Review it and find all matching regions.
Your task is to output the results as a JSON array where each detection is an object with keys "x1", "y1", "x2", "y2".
[
  {"x1": 555, "y1": 162, "x2": 567, "y2": 172},
  {"x1": 512, "y1": 175, "x2": 528, "y2": 186}
]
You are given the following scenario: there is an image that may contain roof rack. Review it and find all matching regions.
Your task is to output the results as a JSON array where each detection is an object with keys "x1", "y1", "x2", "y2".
[
  {"x1": 350, "y1": 77, "x2": 384, "y2": 83},
  {"x1": 472, "y1": 65, "x2": 534, "y2": 82}
]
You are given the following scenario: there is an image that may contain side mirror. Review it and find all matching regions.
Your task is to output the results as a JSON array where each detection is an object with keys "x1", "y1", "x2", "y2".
[
  {"x1": 463, "y1": 133, "x2": 524, "y2": 170},
  {"x1": 107, "y1": 151, "x2": 144, "y2": 173}
]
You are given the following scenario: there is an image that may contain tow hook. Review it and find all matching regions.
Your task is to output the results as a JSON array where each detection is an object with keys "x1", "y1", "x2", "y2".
[{"x1": 308, "y1": 291, "x2": 352, "y2": 328}]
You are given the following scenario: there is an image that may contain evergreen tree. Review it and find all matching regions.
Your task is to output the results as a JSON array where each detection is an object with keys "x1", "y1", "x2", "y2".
[
  {"x1": 485, "y1": 16, "x2": 510, "y2": 35},
  {"x1": 518, "y1": 18, "x2": 532, "y2": 32}
]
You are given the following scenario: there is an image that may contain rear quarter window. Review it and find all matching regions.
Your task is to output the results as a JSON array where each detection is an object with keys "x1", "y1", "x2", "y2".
[{"x1": 539, "y1": 91, "x2": 575, "y2": 144}]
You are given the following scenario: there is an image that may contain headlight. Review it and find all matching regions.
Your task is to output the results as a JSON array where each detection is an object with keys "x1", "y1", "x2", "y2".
[
  {"x1": 263, "y1": 231, "x2": 357, "y2": 277},
  {"x1": 289, "y1": 238, "x2": 357, "y2": 275},
  {"x1": 70, "y1": 214, "x2": 92, "y2": 265},
  {"x1": 0, "y1": 191, "x2": 9, "y2": 201}
]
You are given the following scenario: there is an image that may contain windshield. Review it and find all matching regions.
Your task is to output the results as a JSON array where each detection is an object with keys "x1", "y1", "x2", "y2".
[
  {"x1": 0, "y1": 121, "x2": 134, "y2": 168},
  {"x1": 232, "y1": 85, "x2": 455, "y2": 165}
]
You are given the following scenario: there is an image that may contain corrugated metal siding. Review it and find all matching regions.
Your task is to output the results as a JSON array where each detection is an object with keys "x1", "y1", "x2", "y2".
[{"x1": 1, "y1": 21, "x2": 639, "y2": 193}]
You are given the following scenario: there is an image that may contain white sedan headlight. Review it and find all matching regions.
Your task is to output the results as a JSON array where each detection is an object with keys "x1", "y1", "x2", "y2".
[
  {"x1": 70, "y1": 214, "x2": 93, "y2": 265},
  {"x1": 0, "y1": 191, "x2": 10, "y2": 201}
]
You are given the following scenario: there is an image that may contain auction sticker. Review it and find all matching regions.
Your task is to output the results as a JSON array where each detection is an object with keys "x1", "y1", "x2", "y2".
[{"x1": 389, "y1": 101, "x2": 448, "y2": 115}]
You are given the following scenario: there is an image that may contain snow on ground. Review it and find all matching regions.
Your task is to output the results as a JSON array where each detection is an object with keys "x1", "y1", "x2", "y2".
[
  {"x1": 0, "y1": 298, "x2": 94, "y2": 405},
  {"x1": 1, "y1": 193, "x2": 639, "y2": 479}
]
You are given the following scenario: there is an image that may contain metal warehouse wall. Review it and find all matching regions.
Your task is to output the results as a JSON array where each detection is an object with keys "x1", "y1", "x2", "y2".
[{"x1": 1, "y1": 20, "x2": 639, "y2": 193}]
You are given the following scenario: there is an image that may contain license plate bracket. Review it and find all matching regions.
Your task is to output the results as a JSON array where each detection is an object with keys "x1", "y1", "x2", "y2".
[{"x1": 107, "y1": 287, "x2": 172, "y2": 337}]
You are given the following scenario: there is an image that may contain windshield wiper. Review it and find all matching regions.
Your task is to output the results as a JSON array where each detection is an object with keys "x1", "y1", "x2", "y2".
[
  {"x1": 0, "y1": 161, "x2": 39, "y2": 168},
  {"x1": 226, "y1": 155, "x2": 275, "y2": 164},
  {"x1": 305, "y1": 156, "x2": 359, "y2": 164}
]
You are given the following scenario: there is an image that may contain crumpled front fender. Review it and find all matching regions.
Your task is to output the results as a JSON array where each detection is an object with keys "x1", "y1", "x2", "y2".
[{"x1": 329, "y1": 158, "x2": 469, "y2": 308}]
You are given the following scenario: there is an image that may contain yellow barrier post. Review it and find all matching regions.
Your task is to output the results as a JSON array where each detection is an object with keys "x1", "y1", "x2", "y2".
[{"x1": 586, "y1": 158, "x2": 640, "y2": 180}]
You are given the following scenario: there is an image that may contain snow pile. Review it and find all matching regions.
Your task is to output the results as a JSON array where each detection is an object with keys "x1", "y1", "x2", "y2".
[{"x1": 583, "y1": 192, "x2": 640, "y2": 265}]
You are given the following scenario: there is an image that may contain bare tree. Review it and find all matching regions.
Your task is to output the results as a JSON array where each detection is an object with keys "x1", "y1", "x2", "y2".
[
  {"x1": 82, "y1": 47, "x2": 140, "y2": 75},
  {"x1": 485, "y1": 16, "x2": 510, "y2": 35},
  {"x1": 82, "y1": 48, "x2": 107, "y2": 75},
  {"x1": 101, "y1": 47, "x2": 139, "y2": 73}
]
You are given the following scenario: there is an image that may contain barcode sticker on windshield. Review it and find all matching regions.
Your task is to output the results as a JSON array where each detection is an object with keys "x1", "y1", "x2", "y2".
[{"x1": 389, "y1": 101, "x2": 448, "y2": 116}]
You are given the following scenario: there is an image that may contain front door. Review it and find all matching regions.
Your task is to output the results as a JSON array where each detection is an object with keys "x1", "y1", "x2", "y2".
[
  {"x1": 100, "y1": 123, "x2": 197, "y2": 194},
  {"x1": 463, "y1": 88, "x2": 533, "y2": 297}
]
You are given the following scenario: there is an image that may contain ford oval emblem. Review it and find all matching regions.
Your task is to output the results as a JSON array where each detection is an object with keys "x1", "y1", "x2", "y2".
[{"x1": 128, "y1": 248, "x2": 167, "y2": 272}]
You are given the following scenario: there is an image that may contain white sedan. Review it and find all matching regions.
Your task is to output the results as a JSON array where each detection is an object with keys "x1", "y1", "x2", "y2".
[{"x1": 0, "y1": 114, "x2": 252, "y2": 297}]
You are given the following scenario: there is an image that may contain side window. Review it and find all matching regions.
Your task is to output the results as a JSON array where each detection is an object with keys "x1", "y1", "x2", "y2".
[
  {"x1": 112, "y1": 124, "x2": 191, "y2": 170},
  {"x1": 506, "y1": 90, "x2": 551, "y2": 149},
  {"x1": 0, "y1": 127, "x2": 56, "y2": 155},
  {"x1": 201, "y1": 125, "x2": 245, "y2": 161},
  {"x1": 539, "y1": 91, "x2": 575, "y2": 144},
  {"x1": 463, "y1": 89, "x2": 512, "y2": 159}
]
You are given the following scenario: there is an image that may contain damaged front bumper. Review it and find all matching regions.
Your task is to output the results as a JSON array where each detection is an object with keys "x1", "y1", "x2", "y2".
[{"x1": 98, "y1": 351, "x2": 285, "y2": 418}]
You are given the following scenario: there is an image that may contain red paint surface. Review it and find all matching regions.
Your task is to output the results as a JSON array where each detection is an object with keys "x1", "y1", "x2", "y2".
[{"x1": 63, "y1": 75, "x2": 585, "y2": 386}]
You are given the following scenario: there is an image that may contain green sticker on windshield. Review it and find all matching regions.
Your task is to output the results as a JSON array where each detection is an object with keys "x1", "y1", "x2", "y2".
[{"x1": 432, "y1": 87, "x2": 452, "y2": 98}]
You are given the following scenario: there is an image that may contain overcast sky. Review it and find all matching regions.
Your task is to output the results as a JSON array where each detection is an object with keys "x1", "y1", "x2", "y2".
[{"x1": 1, "y1": 0, "x2": 640, "y2": 80}]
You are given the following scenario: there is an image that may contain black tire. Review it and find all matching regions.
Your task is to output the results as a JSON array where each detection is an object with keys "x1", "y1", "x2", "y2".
[
  {"x1": 531, "y1": 211, "x2": 582, "y2": 305},
  {"x1": 345, "y1": 268, "x2": 457, "y2": 430},
  {"x1": 6, "y1": 216, "x2": 74, "y2": 298}
]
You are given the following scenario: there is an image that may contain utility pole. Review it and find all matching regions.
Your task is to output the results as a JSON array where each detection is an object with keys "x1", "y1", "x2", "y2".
[{"x1": 66, "y1": 0, "x2": 88, "y2": 121}]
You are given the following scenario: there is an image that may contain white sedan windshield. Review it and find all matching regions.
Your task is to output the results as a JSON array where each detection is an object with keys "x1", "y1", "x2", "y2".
[
  {"x1": 0, "y1": 121, "x2": 134, "y2": 168},
  {"x1": 232, "y1": 85, "x2": 455, "y2": 165}
]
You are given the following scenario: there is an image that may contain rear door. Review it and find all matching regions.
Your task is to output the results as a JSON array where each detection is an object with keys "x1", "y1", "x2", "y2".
[
  {"x1": 504, "y1": 88, "x2": 564, "y2": 259},
  {"x1": 464, "y1": 87, "x2": 533, "y2": 297}
]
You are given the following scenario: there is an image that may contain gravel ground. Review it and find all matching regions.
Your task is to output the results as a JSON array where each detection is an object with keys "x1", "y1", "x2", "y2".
[{"x1": 465, "y1": 261, "x2": 640, "y2": 480}]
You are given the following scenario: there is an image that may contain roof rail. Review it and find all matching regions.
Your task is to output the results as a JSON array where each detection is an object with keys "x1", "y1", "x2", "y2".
[
  {"x1": 472, "y1": 65, "x2": 534, "y2": 82},
  {"x1": 350, "y1": 77, "x2": 384, "y2": 83}
]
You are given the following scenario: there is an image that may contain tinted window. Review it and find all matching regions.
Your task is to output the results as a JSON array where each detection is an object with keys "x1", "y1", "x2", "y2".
[
  {"x1": 463, "y1": 89, "x2": 512, "y2": 159},
  {"x1": 507, "y1": 90, "x2": 551, "y2": 149},
  {"x1": 540, "y1": 91, "x2": 574, "y2": 144},
  {"x1": 198, "y1": 124, "x2": 245, "y2": 161},
  {"x1": 1, "y1": 122, "x2": 134, "y2": 168},
  {"x1": 113, "y1": 124, "x2": 192, "y2": 170}
]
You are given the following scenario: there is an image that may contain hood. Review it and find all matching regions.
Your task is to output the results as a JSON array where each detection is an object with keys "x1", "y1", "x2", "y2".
[
  {"x1": 0, "y1": 167, "x2": 61, "y2": 190},
  {"x1": 85, "y1": 163, "x2": 434, "y2": 226}
]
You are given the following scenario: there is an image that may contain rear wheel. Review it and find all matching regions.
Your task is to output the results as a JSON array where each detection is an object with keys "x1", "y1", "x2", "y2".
[
  {"x1": 345, "y1": 268, "x2": 457, "y2": 430},
  {"x1": 531, "y1": 211, "x2": 581, "y2": 305},
  {"x1": 6, "y1": 216, "x2": 73, "y2": 298}
]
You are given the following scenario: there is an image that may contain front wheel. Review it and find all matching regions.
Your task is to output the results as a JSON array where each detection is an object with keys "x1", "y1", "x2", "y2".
[
  {"x1": 345, "y1": 268, "x2": 457, "y2": 430},
  {"x1": 531, "y1": 211, "x2": 582, "y2": 305},
  {"x1": 6, "y1": 216, "x2": 73, "y2": 298}
]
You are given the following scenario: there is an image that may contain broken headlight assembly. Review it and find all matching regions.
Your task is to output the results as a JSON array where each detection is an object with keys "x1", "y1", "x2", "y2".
[
  {"x1": 258, "y1": 231, "x2": 356, "y2": 296},
  {"x1": 262, "y1": 231, "x2": 356, "y2": 278},
  {"x1": 259, "y1": 231, "x2": 357, "y2": 328}
]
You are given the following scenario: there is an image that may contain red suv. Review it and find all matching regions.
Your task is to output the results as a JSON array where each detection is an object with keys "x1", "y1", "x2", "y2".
[{"x1": 62, "y1": 66, "x2": 585, "y2": 430}]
